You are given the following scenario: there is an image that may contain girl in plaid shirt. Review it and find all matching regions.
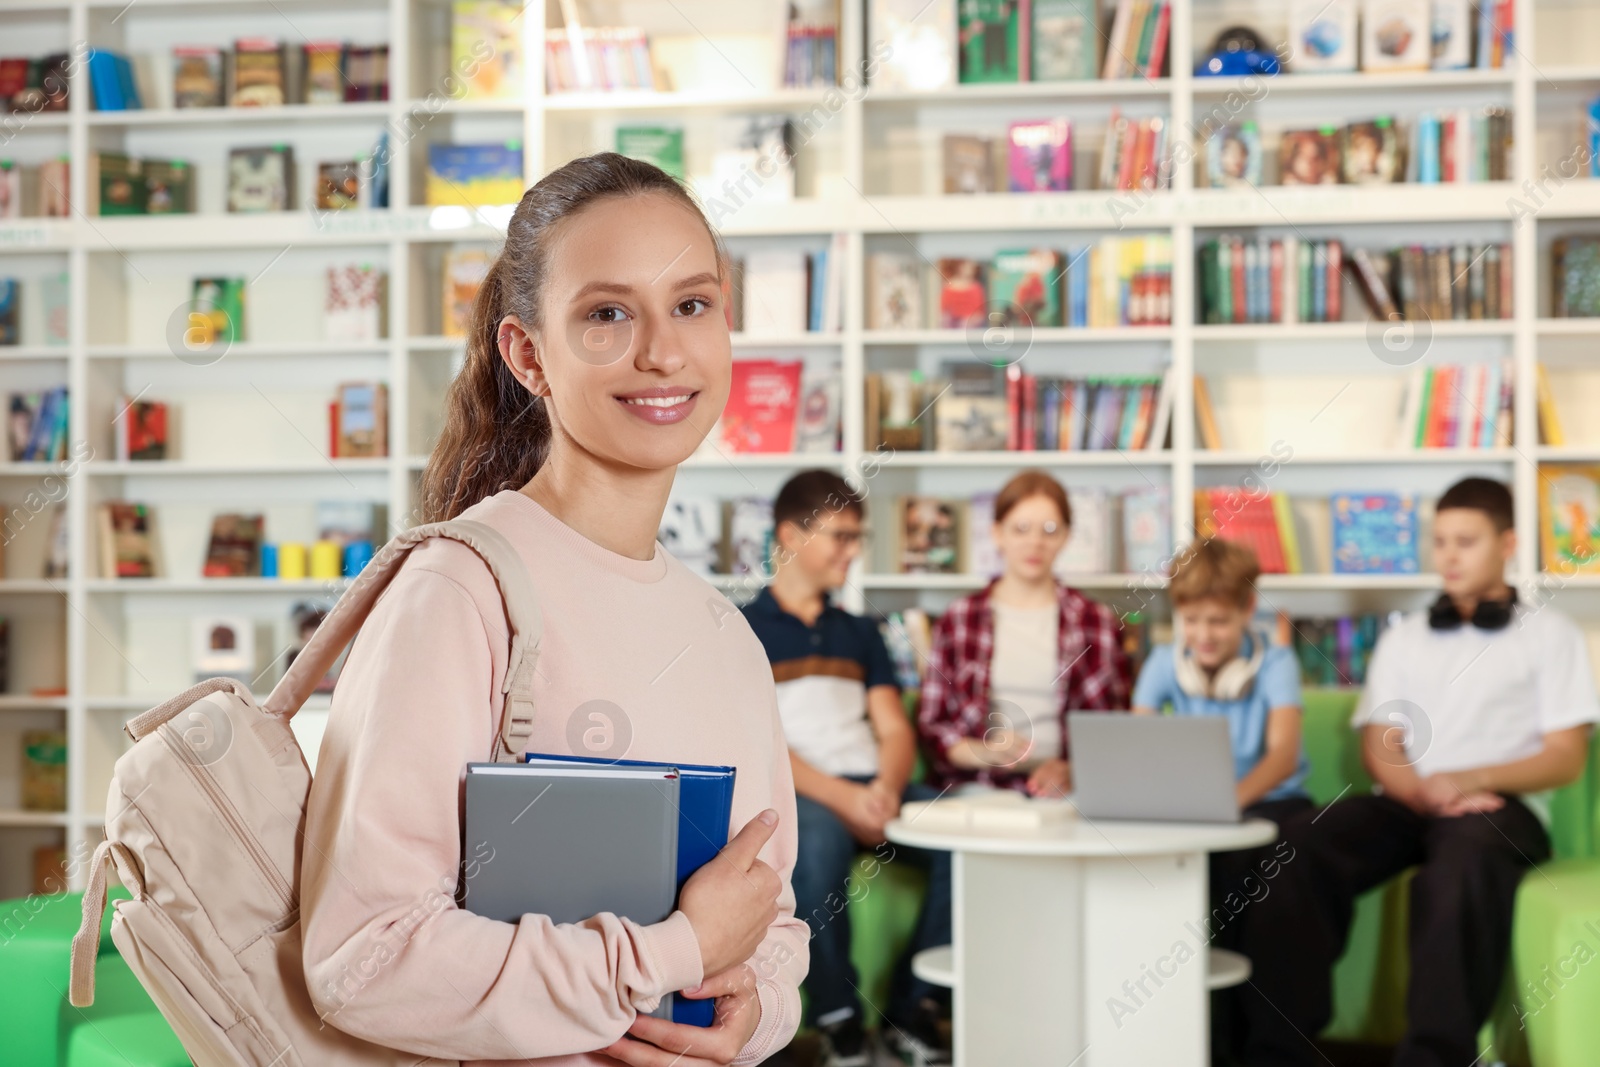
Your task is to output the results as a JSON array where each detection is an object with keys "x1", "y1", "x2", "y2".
[{"x1": 917, "y1": 471, "x2": 1133, "y2": 795}]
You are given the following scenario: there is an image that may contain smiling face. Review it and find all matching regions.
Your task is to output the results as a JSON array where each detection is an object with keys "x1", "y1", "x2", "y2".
[
  {"x1": 516, "y1": 191, "x2": 732, "y2": 471},
  {"x1": 1176, "y1": 594, "x2": 1253, "y2": 671}
]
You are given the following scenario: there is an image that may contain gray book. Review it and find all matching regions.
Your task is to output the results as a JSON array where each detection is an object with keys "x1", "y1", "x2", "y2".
[{"x1": 462, "y1": 763, "x2": 680, "y2": 929}]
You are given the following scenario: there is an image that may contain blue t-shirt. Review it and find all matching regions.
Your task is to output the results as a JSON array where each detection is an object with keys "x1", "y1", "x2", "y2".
[{"x1": 1131, "y1": 635, "x2": 1309, "y2": 801}]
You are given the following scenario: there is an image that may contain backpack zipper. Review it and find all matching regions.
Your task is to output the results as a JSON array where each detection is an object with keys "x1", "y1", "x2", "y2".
[{"x1": 161, "y1": 725, "x2": 295, "y2": 914}]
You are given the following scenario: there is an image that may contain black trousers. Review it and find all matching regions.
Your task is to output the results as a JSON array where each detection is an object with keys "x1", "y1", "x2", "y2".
[
  {"x1": 1210, "y1": 796, "x2": 1316, "y2": 1066},
  {"x1": 1235, "y1": 793, "x2": 1550, "y2": 1067}
]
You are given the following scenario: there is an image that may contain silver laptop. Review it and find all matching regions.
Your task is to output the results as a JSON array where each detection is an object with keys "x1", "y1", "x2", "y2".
[{"x1": 1068, "y1": 713, "x2": 1239, "y2": 823}]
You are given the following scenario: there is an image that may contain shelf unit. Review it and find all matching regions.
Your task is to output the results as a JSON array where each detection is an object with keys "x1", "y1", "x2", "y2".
[{"x1": 2, "y1": 0, "x2": 1599, "y2": 895}]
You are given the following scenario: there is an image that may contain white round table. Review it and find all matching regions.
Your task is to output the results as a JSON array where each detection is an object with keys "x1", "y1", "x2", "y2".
[{"x1": 885, "y1": 813, "x2": 1277, "y2": 1067}]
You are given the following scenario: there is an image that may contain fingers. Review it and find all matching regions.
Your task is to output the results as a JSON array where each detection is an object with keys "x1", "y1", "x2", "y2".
[
  {"x1": 621, "y1": 998, "x2": 751, "y2": 1064},
  {"x1": 719, "y1": 809, "x2": 778, "y2": 871},
  {"x1": 684, "y1": 964, "x2": 757, "y2": 1000},
  {"x1": 601, "y1": 1034, "x2": 711, "y2": 1067}
]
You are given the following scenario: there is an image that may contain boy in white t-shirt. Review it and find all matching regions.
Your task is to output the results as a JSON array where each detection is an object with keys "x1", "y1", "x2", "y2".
[
  {"x1": 1237, "y1": 478, "x2": 1599, "y2": 1067},
  {"x1": 742, "y1": 470, "x2": 952, "y2": 1067}
]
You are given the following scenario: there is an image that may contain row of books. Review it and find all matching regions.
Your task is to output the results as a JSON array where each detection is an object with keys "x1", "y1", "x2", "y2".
[
  {"x1": 783, "y1": 23, "x2": 838, "y2": 88},
  {"x1": 1196, "y1": 489, "x2": 1420, "y2": 575},
  {"x1": 960, "y1": 0, "x2": 1168, "y2": 82},
  {"x1": 872, "y1": 0, "x2": 1166, "y2": 90},
  {"x1": 8, "y1": 387, "x2": 69, "y2": 462},
  {"x1": 1206, "y1": 113, "x2": 1508, "y2": 189},
  {"x1": 544, "y1": 27, "x2": 655, "y2": 93},
  {"x1": 0, "y1": 159, "x2": 70, "y2": 219},
  {"x1": 1395, "y1": 362, "x2": 1514, "y2": 450},
  {"x1": 73, "y1": 135, "x2": 390, "y2": 217},
  {"x1": 864, "y1": 366, "x2": 1173, "y2": 454},
  {"x1": 1290, "y1": 614, "x2": 1394, "y2": 688},
  {"x1": 1552, "y1": 238, "x2": 1600, "y2": 318},
  {"x1": 1350, "y1": 242, "x2": 1513, "y2": 322},
  {"x1": 82, "y1": 41, "x2": 389, "y2": 112},
  {"x1": 941, "y1": 112, "x2": 1168, "y2": 195},
  {"x1": 0, "y1": 277, "x2": 53, "y2": 345},
  {"x1": 1281, "y1": 0, "x2": 1513, "y2": 74},
  {"x1": 96, "y1": 500, "x2": 383, "y2": 581},
  {"x1": 867, "y1": 238, "x2": 1174, "y2": 333},
  {"x1": 728, "y1": 241, "x2": 847, "y2": 336},
  {"x1": 0, "y1": 54, "x2": 70, "y2": 113},
  {"x1": 1198, "y1": 238, "x2": 1514, "y2": 325},
  {"x1": 1199, "y1": 238, "x2": 1344, "y2": 325}
]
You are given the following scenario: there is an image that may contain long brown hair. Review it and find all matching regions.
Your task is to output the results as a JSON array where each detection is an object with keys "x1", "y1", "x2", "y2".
[{"x1": 419, "y1": 152, "x2": 723, "y2": 523}]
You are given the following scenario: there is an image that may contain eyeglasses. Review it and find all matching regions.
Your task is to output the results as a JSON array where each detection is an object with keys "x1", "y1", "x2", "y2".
[
  {"x1": 823, "y1": 529, "x2": 866, "y2": 548},
  {"x1": 1003, "y1": 520, "x2": 1066, "y2": 537}
]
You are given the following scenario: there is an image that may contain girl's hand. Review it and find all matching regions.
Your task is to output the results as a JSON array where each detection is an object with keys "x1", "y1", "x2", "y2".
[
  {"x1": 601, "y1": 965, "x2": 761, "y2": 1066},
  {"x1": 1026, "y1": 758, "x2": 1072, "y2": 798},
  {"x1": 679, "y1": 811, "x2": 781, "y2": 978}
]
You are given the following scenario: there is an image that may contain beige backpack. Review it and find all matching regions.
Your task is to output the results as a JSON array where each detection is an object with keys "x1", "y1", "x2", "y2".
[{"x1": 69, "y1": 519, "x2": 543, "y2": 1067}]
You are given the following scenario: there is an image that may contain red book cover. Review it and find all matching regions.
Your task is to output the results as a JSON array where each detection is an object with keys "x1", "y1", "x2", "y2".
[
  {"x1": 1425, "y1": 365, "x2": 1455, "y2": 448},
  {"x1": 1146, "y1": 1, "x2": 1171, "y2": 77},
  {"x1": 329, "y1": 400, "x2": 340, "y2": 457},
  {"x1": 1325, "y1": 240, "x2": 1343, "y2": 322},
  {"x1": 720, "y1": 359, "x2": 803, "y2": 453},
  {"x1": 1131, "y1": 382, "x2": 1156, "y2": 448},
  {"x1": 1020, "y1": 373, "x2": 1037, "y2": 450},
  {"x1": 1231, "y1": 237, "x2": 1247, "y2": 323},
  {"x1": 1005, "y1": 364, "x2": 1022, "y2": 451},
  {"x1": 1133, "y1": 121, "x2": 1155, "y2": 189},
  {"x1": 1269, "y1": 240, "x2": 1284, "y2": 323},
  {"x1": 1212, "y1": 489, "x2": 1287, "y2": 573},
  {"x1": 1117, "y1": 117, "x2": 1140, "y2": 190}
]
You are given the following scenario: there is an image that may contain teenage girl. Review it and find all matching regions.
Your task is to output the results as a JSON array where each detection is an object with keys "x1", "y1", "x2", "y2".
[{"x1": 298, "y1": 153, "x2": 806, "y2": 1067}]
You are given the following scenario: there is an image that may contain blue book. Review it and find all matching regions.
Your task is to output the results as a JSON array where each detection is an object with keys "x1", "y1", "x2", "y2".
[
  {"x1": 1331, "y1": 492, "x2": 1420, "y2": 574},
  {"x1": 1418, "y1": 113, "x2": 1441, "y2": 183},
  {"x1": 523, "y1": 751, "x2": 736, "y2": 1028},
  {"x1": 87, "y1": 50, "x2": 123, "y2": 111},
  {"x1": 113, "y1": 53, "x2": 142, "y2": 109}
]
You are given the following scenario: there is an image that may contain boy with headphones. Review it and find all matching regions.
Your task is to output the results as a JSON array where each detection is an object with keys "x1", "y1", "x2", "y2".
[
  {"x1": 1235, "y1": 477, "x2": 1600, "y2": 1067},
  {"x1": 1132, "y1": 536, "x2": 1311, "y2": 823},
  {"x1": 1131, "y1": 536, "x2": 1310, "y2": 1062}
]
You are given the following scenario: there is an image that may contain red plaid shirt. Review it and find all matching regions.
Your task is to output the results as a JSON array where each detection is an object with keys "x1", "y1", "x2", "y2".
[{"x1": 916, "y1": 580, "x2": 1132, "y2": 791}]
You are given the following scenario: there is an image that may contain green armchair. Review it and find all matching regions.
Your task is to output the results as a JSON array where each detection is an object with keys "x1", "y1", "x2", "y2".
[{"x1": 0, "y1": 886, "x2": 188, "y2": 1067}]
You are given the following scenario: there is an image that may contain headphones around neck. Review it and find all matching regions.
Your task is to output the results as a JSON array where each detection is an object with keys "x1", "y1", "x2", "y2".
[
  {"x1": 1427, "y1": 587, "x2": 1518, "y2": 631},
  {"x1": 1173, "y1": 625, "x2": 1269, "y2": 701}
]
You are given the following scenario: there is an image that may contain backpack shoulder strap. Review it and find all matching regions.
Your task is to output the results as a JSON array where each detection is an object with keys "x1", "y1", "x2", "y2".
[{"x1": 262, "y1": 518, "x2": 541, "y2": 763}]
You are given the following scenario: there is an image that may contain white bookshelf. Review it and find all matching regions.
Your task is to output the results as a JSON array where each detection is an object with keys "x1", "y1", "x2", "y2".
[{"x1": 2, "y1": 0, "x2": 1599, "y2": 895}]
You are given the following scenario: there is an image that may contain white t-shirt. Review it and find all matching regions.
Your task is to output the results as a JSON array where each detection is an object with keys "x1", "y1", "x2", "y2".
[
  {"x1": 1351, "y1": 604, "x2": 1600, "y2": 821},
  {"x1": 989, "y1": 601, "x2": 1062, "y2": 764}
]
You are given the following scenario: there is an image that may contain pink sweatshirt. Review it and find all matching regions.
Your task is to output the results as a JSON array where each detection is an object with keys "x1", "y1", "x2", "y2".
[{"x1": 300, "y1": 489, "x2": 806, "y2": 1065}]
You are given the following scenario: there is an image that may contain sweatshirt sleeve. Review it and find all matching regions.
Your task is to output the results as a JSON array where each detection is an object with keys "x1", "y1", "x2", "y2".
[
  {"x1": 730, "y1": 694, "x2": 809, "y2": 1065},
  {"x1": 300, "y1": 556, "x2": 703, "y2": 1061}
]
